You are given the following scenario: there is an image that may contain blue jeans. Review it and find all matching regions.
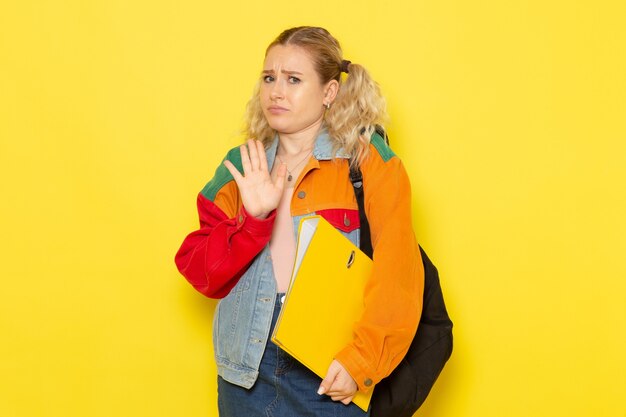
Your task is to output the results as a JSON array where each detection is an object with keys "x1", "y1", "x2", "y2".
[{"x1": 218, "y1": 295, "x2": 369, "y2": 417}]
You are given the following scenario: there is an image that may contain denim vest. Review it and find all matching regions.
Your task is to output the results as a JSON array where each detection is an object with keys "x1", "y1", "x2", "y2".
[{"x1": 213, "y1": 131, "x2": 360, "y2": 389}]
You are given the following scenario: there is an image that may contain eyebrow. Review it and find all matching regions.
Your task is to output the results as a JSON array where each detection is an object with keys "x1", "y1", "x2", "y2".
[{"x1": 262, "y1": 69, "x2": 304, "y2": 75}]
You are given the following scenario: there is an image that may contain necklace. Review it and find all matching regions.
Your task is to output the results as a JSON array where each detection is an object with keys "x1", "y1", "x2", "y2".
[{"x1": 276, "y1": 150, "x2": 313, "y2": 182}]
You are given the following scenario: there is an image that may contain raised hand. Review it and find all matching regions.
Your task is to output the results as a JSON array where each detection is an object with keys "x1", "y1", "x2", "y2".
[{"x1": 223, "y1": 139, "x2": 287, "y2": 219}]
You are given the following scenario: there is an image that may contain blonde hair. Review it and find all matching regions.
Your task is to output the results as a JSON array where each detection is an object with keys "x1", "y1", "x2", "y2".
[{"x1": 243, "y1": 26, "x2": 388, "y2": 166}]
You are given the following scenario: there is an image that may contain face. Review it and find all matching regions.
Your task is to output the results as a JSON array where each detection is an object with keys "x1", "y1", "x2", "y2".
[{"x1": 260, "y1": 44, "x2": 337, "y2": 137}]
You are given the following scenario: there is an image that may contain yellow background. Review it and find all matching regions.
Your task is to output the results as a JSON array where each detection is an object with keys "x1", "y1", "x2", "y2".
[{"x1": 1, "y1": 1, "x2": 624, "y2": 416}]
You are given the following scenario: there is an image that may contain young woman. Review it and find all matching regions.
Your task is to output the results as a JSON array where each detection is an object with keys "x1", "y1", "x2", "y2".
[{"x1": 175, "y1": 26, "x2": 424, "y2": 417}]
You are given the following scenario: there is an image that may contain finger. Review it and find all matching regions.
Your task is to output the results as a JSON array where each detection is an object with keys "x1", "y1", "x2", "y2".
[
  {"x1": 325, "y1": 387, "x2": 344, "y2": 396},
  {"x1": 247, "y1": 139, "x2": 260, "y2": 171},
  {"x1": 329, "y1": 393, "x2": 352, "y2": 402},
  {"x1": 325, "y1": 385, "x2": 349, "y2": 397},
  {"x1": 239, "y1": 144, "x2": 251, "y2": 174},
  {"x1": 326, "y1": 382, "x2": 357, "y2": 399},
  {"x1": 223, "y1": 160, "x2": 243, "y2": 182},
  {"x1": 256, "y1": 140, "x2": 269, "y2": 173},
  {"x1": 273, "y1": 162, "x2": 288, "y2": 189},
  {"x1": 324, "y1": 377, "x2": 344, "y2": 395},
  {"x1": 318, "y1": 364, "x2": 339, "y2": 395}
]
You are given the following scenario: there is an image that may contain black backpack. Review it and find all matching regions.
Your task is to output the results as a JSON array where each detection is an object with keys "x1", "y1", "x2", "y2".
[{"x1": 349, "y1": 127, "x2": 453, "y2": 417}]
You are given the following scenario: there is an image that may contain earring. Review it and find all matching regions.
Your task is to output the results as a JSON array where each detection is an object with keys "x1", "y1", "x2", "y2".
[{"x1": 324, "y1": 102, "x2": 331, "y2": 109}]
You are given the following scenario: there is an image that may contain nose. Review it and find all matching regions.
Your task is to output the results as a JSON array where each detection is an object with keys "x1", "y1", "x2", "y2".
[{"x1": 270, "y1": 79, "x2": 285, "y2": 101}]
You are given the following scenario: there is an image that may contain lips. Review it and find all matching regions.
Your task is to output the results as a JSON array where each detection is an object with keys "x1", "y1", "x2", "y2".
[{"x1": 267, "y1": 105, "x2": 289, "y2": 114}]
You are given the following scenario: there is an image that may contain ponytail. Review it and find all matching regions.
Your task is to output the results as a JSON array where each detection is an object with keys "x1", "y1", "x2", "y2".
[{"x1": 325, "y1": 62, "x2": 388, "y2": 167}]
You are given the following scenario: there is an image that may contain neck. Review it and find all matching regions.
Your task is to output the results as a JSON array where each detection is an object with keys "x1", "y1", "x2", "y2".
[{"x1": 277, "y1": 120, "x2": 323, "y2": 156}]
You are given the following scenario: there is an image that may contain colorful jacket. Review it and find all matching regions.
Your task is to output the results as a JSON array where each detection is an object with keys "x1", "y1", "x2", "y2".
[{"x1": 175, "y1": 130, "x2": 424, "y2": 394}]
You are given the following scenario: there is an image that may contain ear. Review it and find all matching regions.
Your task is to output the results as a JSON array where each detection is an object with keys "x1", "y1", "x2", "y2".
[{"x1": 323, "y1": 79, "x2": 339, "y2": 104}]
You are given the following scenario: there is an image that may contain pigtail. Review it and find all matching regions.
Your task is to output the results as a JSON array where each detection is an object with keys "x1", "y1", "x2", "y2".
[{"x1": 326, "y1": 62, "x2": 388, "y2": 167}]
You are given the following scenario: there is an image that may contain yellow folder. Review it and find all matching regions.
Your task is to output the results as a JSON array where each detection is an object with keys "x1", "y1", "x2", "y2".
[{"x1": 271, "y1": 215, "x2": 374, "y2": 412}]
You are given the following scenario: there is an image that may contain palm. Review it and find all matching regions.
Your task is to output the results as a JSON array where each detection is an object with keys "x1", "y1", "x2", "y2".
[
  {"x1": 236, "y1": 165, "x2": 283, "y2": 217},
  {"x1": 223, "y1": 140, "x2": 287, "y2": 219}
]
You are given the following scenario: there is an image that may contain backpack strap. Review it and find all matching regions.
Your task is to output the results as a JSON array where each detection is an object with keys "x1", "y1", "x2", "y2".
[
  {"x1": 349, "y1": 125, "x2": 389, "y2": 259},
  {"x1": 349, "y1": 165, "x2": 373, "y2": 259}
]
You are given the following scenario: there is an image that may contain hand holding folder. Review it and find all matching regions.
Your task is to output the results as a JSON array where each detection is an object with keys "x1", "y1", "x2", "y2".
[{"x1": 271, "y1": 215, "x2": 374, "y2": 411}]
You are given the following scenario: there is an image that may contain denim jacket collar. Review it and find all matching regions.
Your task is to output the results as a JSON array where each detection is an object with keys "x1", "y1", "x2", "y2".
[{"x1": 265, "y1": 128, "x2": 351, "y2": 166}]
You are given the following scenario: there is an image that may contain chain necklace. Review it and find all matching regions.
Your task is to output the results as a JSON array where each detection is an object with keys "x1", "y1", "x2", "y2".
[{"x1": 276, "y1": 149, "x2": 313, "y2": 182}]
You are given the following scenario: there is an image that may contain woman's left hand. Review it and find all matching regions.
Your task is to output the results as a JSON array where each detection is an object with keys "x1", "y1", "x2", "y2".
[{"x1": 317, "y1": 360, "x2": 358, "y2": 405}]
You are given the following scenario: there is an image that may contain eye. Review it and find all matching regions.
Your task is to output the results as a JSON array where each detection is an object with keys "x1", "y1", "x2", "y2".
[
  {"x1": 263, "y1": 75, "x2": 274, "y2": 83},
  {"x1": 288, "y1": 76, "x2": 301, "y2": 84}
]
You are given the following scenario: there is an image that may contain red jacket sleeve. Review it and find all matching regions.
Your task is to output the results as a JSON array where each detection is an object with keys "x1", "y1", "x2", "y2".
[{"x1": 175, "y1": 193, "x2": 276, "y2": 298}]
